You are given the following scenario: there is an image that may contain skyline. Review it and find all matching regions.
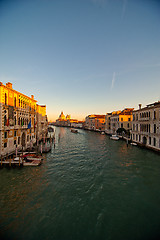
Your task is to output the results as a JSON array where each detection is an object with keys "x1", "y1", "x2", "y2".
[{"x1": 0, "y1": 0, "x2": 160, "y2": 121}]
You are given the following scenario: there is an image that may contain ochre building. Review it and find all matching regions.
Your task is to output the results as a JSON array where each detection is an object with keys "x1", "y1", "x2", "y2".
[{"x1": 0, "y1": 82, "x2": 48, "y2": 157}]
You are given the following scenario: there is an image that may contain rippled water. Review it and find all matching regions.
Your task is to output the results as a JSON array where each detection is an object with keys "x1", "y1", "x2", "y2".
[{"x1": 0, "y1": 127, "x2": 160, "y2": 240}]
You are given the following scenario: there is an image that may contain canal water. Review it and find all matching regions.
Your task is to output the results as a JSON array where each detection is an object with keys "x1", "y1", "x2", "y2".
[{"x1": 0, "y1": 127, "x2": 160, "y2": 240}]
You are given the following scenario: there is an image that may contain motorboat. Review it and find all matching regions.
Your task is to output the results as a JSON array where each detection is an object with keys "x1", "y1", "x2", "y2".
[
  {"x1": 101, "y1": 132, "x2": 105, "y2": 135},
  {"x1": 110, "y1": 135, "x2": 119, "y2": 140},
  {"x1": 71, "y1": 129, "x2": 78, "y2": 133},
  {"x1": 130, "y1": 142, "x2": 137, "y2": 146}
]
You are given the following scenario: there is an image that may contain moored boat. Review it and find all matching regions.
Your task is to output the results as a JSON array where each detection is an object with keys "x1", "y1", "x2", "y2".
[
  {"x1": 71, "y1": 129, "x2": 78, "y2": 133},
  {"x1": 110, "y1": 135, "x2": 119, "y2": 140},
  {"x1": 130, "y1": 142, "x2": 137, "y2": 146}
]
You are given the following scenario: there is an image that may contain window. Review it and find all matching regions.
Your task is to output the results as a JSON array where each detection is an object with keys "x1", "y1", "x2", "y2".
[
  {"x1": 14, "y1": 140, "x2": 16, "y2": 145},
  {"x1": 14, "y1": 97, "x2": 16, "y2": 107},
  {"x1": 121, "y1": 123, "x2": 123, "y2": 128},
  {"x1": 14, "y1": 131, "x2": 16, "y2": 137},
  {"x1": 14, "y1": 116, "x2": 17, "y2": 125},
  {"x1": 154, "y1": 111, "x2": 156, "y2": 120},
  {"x1": 27, "y1": 135, "x2": 29, "y2": 142},
  {"x1": 154, "y1": 124, "x2": 156, "y2": 134},
  {"x1": 154, "y1": 138, "x2": 156, "y2": 147},
  {"x1": 121, "y1": 118, "x2": 123, "y2": 121},
  {"x1": 4, "y1": 132, "x2": 7, "y2": 139},
  {"x1": 18, "y1": 137, "x2": 20, "y2": 145},
  {"x1": 136, "y1": 134, "x2": 138, "y2": 141},
  {"x1": 132, "y1": 134, "x2": 135, "y2": 140},
  {"x1": 4, "y1": 142, "x2": 7, "y2": 148},
  {"x1": 139, "y1": 135, "x2": 141, "y2": 142},
  {"x1": 128, "y1": 118, "x2": 131, "y2": 121},
  {"x1": 149, "y1": 137, "x2": 151, "y2": 145},
  {"x1": 5, "y1": 93, "x2": 7, "y2": 105}
]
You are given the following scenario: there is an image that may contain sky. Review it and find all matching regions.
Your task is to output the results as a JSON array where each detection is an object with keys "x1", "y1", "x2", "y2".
[{"x1": 0, "y1": 0, "x2": 160, "y2": 121}]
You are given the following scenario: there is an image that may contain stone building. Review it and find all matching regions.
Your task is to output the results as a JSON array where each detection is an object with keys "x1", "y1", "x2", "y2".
[
  {"x1": 105, "y1": 108, "x2": 133, "y2": 135},
  {"x1": 131, "y1": 102, "x2": 160, "y2": 151},
  {"x1": 0, "y1": 82, "x2": 48, "y2": 156},
  {"x1": 85, "y1": 115, "x2": 105, "y2": 131}
]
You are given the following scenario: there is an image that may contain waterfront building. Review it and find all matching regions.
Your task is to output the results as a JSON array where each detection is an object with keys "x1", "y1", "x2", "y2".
[
  {"x1": 36, "y1": 104, "x2": 48, "y2": 141},
  {"x1": 85, "y1": 115, "x2": 105, "y2": 131},
  {"x1": 109, "y1": 108, "x2": 134, "y2": 135},
  {"x1": 131, "y1": 102, "x2": 160, "y2": 151},
  {"x1": 105, "y1": 113, "x2": 112, "y2": 134},
  {"x1": 0, "y1": 82, "x2": 48, "y2": 156}
]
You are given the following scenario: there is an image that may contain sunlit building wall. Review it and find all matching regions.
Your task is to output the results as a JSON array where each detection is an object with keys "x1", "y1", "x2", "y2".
[
  {"x1": 0, "y1": 82, "x2": 48, "y2": 156},
  {"x1": 85, "y1": 115, "x2": 105, "y2": 131},
  {"x1": 110, "y1": 109, "x2": 133, "y2": 135}
]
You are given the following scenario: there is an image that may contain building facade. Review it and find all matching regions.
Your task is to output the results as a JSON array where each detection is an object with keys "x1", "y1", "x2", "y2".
[
  {"x1": 0, "y1": 82, "x2": 48, "y2": 156},
  {"x1": 105, "y1": 108, "x2": 133, "y2": 135},
  {"x1": 131, "y1": 102, "x2": 160, "y2": 151},
  {"x1": 85, "y1": 115, "x2": 105, "y2": 131}
]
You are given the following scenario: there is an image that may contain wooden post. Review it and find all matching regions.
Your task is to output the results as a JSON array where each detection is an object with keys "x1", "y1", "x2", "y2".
[
  {"x1": 9, "y1": 156, "x2": 11, "y2": 167},
  {"x1": 16, "y1": 145, "x2": 17, "y2": 157},
  {"x1": 41, "y1": 142, "x2": 42, "y2": 156},
  {"x1": 1, "y1": 155, "x2": 2, "y2": 166},
  {"x1": 19, "y1": 155, "x2": 20, "y2": 166},
  {"x1": 22, "y1": 146, "x2": 23, "y2": 164}
]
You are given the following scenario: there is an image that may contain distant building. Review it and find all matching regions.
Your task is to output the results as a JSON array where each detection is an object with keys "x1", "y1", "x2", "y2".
[
  {"x1": 0, "y1": 82, "x2": 48, "y2": 156},
  {"x1": 55, "y1": 112, "x2": 84, "y2": 128},
  {"x1": 85, "y1": 115, "x2": 105, "y2": 131},
  {"x1": 131, "y1": 102, "x2": 160, "y2": 151}
]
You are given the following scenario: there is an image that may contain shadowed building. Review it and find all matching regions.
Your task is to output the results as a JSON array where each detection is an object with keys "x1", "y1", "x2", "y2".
[{"x1": 131, "y1": 102, "x2": 160, "y2": 151}]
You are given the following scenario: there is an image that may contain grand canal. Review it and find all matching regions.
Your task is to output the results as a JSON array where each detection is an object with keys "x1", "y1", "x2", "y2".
[{"x1": 0, "y1": 127, "x2": 160, "y2": 240}]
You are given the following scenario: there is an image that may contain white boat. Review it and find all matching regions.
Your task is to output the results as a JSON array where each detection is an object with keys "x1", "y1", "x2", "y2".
[
  {"x1": 130, "y1": 142, "x2": 137, "y2": 146},
  {"x1": 110, "y1": 135, "x2": 119, "y2": 140},
  {"x1": 101, "y1": 132, "x2": 105, "y2": 135}
]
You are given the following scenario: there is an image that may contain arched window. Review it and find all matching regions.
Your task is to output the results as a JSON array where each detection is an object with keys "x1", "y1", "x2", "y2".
[
  {"x1": 14, "y1": 97, "x2": 17, "y2": 107},
  {"x1": 5, "y1": 93, "x2": 7, "y2": 105},
  {"x1": 18, "y1": 117, "x2": 20, "y2": 125},
  {"x1": 14, "y1": 116, "x2": 17, "y2": 125}
]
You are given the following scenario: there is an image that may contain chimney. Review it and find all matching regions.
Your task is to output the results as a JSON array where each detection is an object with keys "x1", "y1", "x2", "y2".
[
  {"x1": 31, "y1": 95, "x2": 34, "y2": 99},
  {"x1": 6, "y1": 82, "x2": 12, "y2": 89},
  {"x1": 139, "y1": 104, "x2": 142, "y2": 109}
]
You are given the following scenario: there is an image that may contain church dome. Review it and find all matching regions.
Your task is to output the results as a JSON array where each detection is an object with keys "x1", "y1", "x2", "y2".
[{"x1": 59, "y1": 111, "x2": 66, "y2": 120}]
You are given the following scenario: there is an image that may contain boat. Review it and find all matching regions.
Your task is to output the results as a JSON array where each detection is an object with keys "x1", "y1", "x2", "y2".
[
  {"x1": 130, "y1": 142, "x2": 137, "y2": 146},
  {"x1": 101, "y1": 132, "x2": 105, "y2": 135},
  {"x1": 71, "y1": 129, "x2": 78, "y2": 133},
  {"x1": 110, "y1": 135, "x2": 119, "y2": 140}
]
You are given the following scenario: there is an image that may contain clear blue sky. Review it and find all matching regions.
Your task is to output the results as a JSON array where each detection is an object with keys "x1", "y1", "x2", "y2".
[{"x1": 0, "y1": 0, "x2": 160, "y2": 121}]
